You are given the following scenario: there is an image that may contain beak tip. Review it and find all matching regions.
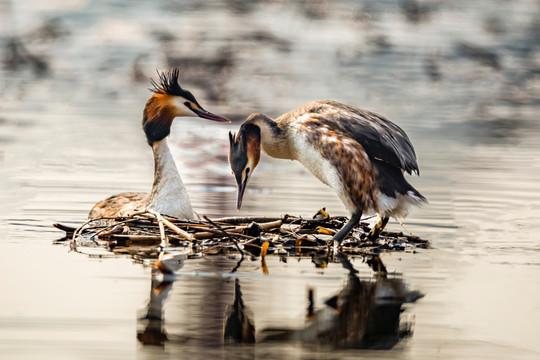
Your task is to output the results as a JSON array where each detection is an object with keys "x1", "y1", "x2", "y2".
[{"x1": 194, "y1": 108, "x2": 230, "y2": 123}]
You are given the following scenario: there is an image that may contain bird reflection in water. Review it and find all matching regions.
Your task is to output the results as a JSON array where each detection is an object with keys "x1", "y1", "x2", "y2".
[
  {"x1": 137, "y1": 267, "x2": 174, "y2": 346},
  {"x1": 136, "y1": 251, "x2": 422, "y2": 350},
  {"x1": 298, "y1": 275, "x2": 422, "y2": 349},
  {"x1": 137, "y1": 250, "x2": 188, "y2": 346},
  {"x1": 260, "y1": 255, "x2": 423, "y2": 349},
  {"x1": 223, "y1": 278, "x2": 256, "y2": 344}
]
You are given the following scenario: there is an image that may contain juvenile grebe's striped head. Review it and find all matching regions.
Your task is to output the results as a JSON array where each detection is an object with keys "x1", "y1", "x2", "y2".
[
  {"x1": 143, "y1": 69, "x2": 230, "y2": 144},
  {"x1": 229, "y1": 122, "x2": 261, "y2": 210}
]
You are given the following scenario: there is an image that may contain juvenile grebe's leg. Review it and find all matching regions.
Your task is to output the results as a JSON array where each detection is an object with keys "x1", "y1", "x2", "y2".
[{"x1": 332, "y1": 211, "x2": 362, "y2": 245}]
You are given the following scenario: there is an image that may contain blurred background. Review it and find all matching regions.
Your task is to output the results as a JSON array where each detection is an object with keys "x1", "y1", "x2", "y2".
[{"x1": 0, "y1": 0, "x2": 539, "y2": 359}]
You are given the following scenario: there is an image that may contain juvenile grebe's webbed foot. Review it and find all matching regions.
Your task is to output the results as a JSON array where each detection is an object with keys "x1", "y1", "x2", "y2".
[
  {"x1": 366, "y1": 216, "x2": 389, "y2": 242},
  {"x1": 332, "y1": 211, "x2": 362, "y2": 246}
]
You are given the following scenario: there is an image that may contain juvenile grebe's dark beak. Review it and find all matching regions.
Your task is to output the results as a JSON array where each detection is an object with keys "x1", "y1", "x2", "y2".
[
  {"x1": 193, "y1": 107, "x2": 230, "y2": 123},
  {"x1": 236, "y1": 178, "x2": 247, "y2": 210}
]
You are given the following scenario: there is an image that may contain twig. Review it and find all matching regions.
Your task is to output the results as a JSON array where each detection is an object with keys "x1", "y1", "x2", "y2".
[
  {"x1": 70, "y1": 218, "x2": 99, "y2": 251},
  {"x1": 203, "y1": 215, "x2": 245, "y2": 257},
  {"x1": 53, "y1": 223, "x2": 77, "y2": 232},
  {"x1": 193, "y1": 230, "x2": 257, "y2": 240},
  {"x1": 193, "y1": 221, "x2": 280, "y2": 239},
  {"x1": 212, "y1": 215, "x2": 298, "y2": 224},
  {"x1": 158, "y1": 215, "x2": 167, "y2": 246},
  {"x1": 91, "y1": 218, "x2": 139, "y2": 239},
  {"x1": 397, "y1": 219, "x2": 412, "y2": 236},
  {"x1": 143, "y1": 209, "x2": 195, "y2": 241},
  {"x1": 211, "y1": 216, "x2": 282, "y2": 224},
  {"x1": 231, "y1": 256, "x2": 244, "y2": 273}
]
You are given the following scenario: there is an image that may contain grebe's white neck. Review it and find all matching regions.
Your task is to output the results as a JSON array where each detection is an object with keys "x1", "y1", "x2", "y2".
[{"x1": 147, "y1": 139, "x2": 194, "y2": 219}]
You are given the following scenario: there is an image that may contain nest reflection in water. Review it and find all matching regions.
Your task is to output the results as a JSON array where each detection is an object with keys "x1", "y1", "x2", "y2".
[{"x1": 133, "y1": 253, "x2": 423, "y2": 350}]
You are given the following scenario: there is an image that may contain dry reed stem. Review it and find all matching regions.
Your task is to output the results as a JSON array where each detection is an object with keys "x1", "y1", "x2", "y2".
[{"x1": 139, "y1": 208, "x2": 195, "y2": 241}]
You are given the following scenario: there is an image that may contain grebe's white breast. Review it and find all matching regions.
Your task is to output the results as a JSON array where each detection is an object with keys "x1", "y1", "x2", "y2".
[{"x1": 287, "y1": 114, "x2": 361, "y2": 213}]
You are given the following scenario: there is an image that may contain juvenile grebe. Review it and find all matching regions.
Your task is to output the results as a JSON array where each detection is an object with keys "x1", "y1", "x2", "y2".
[
  {"x1": 89, "y1": 69, "x2": 230, "y2": 219},
  {"x1": 229, "y1": 100, "x2": 425, "y2": 243}
]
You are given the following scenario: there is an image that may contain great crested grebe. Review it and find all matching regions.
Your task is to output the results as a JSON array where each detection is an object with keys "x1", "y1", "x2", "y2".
[
  {"x1": 229, "y1": 100, "x2": 426, "y2": 243},
  {"x1": 89, "y1": 69, "x2": 230, "y2": 219}
]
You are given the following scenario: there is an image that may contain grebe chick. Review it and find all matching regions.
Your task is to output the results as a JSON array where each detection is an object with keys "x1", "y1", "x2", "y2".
[
  {"x1": 89, "y1": 69, "x2": 230, "y2": 219},
  {"x1": 229, "y1": 100, "x2": 426, "y2": 243}
]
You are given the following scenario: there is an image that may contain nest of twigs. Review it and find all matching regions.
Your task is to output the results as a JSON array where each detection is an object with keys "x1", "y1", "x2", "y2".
[{"x1": 53, "y1": 208, "x2": 428, "y2": 264}]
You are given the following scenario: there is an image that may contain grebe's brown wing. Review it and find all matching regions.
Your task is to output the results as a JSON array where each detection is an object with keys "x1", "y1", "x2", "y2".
[
  {"x1": 88, "y1": 192, "x2": 149, "y2": 219},
  {"x1": 305, "y1": 100, "x2": 419, "y2": 175}
]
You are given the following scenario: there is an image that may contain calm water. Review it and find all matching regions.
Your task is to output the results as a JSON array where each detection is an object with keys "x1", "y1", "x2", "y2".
[{"x1": 1, "y1": 0, "x2": 539, "y2": 359}]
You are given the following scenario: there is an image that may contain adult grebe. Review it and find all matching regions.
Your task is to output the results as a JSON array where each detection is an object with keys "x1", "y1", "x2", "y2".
[
  {"x1": 89, "y1": 69, "x2": 230, "y2": 219},
  {"x1": 228, "y1": 100, "x2": 425, "y2": 243}
]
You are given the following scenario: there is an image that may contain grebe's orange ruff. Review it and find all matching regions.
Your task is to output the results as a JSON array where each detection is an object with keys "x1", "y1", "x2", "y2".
[
  {"x1": 229, "y1": 100, "x2": 425, "y2": 243},
  {"x1": 89, "y1": 69, "x2": 229, "y2": 219}
]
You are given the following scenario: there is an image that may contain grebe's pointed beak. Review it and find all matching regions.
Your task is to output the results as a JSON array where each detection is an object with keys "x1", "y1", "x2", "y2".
[
  {"x1": 192, "y1": 107, "x2": 230, "y2": 123},
  {"x1": 236, "y1": 178, "x2": 247, "y2": 210}
]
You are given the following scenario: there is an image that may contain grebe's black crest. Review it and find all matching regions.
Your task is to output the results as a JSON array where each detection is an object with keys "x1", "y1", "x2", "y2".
[{"x1": 150, "y1": 68, "x2": 199, "y2": 105}]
